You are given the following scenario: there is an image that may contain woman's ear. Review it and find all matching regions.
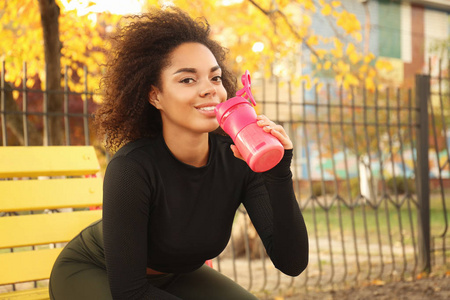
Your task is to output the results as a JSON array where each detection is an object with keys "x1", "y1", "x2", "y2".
[{"x1": 149, "y1": 86, "x2": 162, "y2": 109}]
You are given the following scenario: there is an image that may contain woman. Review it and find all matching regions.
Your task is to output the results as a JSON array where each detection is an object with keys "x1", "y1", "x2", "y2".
[{"x1": 49, "y1": 7, "x2": 308, "y2": 300}]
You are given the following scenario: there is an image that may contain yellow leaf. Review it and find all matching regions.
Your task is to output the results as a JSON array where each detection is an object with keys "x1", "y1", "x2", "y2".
[
  {"x1": 307, "y1": 35, "x2": 319, "y2": 46},
  {"x1": 303, "y1": 0, "x2": 316, "y2": 12},
  {"x1": 359, "y1": 65, "x2": 368, "y2": 73},
  {"x1": 26, "y1": 78, "x2": 35, "y2": 88},
  {"x1": 316, "y1": 82, "x2": 324, "y2": 92},
  {"x1": 345, "y1": 74, "x2": 359, "y2": 86},
  {"x1": 77, "y1": 67, "x2": 84, "y2": 78},
  {"x1": 332, "y1": 1, "x2": 341, "y2": 7},
  {"x1": 316, "y1": 49, "x2": 327, "y2": 59},
  {"x1": 364, "y1": 54, "x2": 374, "y2": 64},
  {"x1": 333, "y1": 38, "x2": 343, "y2": 50},
  {"x1": 337, "y1": 60, "x2": 350, "y2": 72},
  {"x1": 302, "y1": 15, "x2": 312, "y2": 27},
  {"x1": 345, "y1": 43, "x2": 356, "y2": 55},
  {"x1": 300, "y1": 75, "x2": 309, "y2": 81},
  {"x1": 321, "y1": 4, "x2": 332, "y2": 16},
  {"x1": 353, "y1": 32, "x2": 362, "y2": 42},
  {"x1": 331, "y1": 48, "x2": 343, "y2": 58},
  {"x1": 349, "y1": 52, "x2": 360, "y2": 64},
  {"x1": 336, "y1": 12, "x2": 361, "y2": 34},
  {"x1": 371, "y1": 279, "x2": 386, "y2": 286},
  {"x1": 416, "y1": 272, "x2": 428, "y2": 280},
  {"x1": 375, "y1": 59, "x2": 393, "y2": 71},
  {"x1": 305, "y1": 77, "x2": 312, "y2": 90},
  {"x1": 365, "y1": 77, "x2": 375, "y2": 91},
  {"x1": 323, "y1": 61, "x2": 332, "y2": 70},
  {"x1": 343, "y1": 81, "x2": 350, "y2": 90}
]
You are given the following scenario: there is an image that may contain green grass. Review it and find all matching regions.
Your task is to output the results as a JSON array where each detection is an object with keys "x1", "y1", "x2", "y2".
[{"x1": 301, "y1": 192, "x2": 449, "y2": 246}]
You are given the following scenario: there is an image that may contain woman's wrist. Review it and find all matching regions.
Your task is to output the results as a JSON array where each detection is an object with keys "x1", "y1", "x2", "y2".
[{"x1": 263, "y1": 149, "x2": 293, "y2": 179}]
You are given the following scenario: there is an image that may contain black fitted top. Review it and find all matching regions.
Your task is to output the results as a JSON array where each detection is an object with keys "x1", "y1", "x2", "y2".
[{"x1": 102, "y1": 133, "x2": 308, "y2": 299}]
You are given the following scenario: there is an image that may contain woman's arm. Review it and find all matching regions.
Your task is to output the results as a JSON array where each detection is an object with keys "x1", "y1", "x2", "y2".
[
  {"x1": 102, "y1": 155, "x2": 181, "y2": 300},
  {"x1": 237, "y1": 115, "x2": 309, "y2": 276},
  {"x1": 243, "y1": 150, "x2": 309, "y2": 276}
]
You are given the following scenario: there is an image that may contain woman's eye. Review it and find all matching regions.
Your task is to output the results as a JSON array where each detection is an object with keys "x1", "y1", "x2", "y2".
[
  {"x1": 180, "y1": 78, "x2": 195, "y2": 84},
  {"x1": 212, "y1": 76, "x2": 222, "y2": 82}
]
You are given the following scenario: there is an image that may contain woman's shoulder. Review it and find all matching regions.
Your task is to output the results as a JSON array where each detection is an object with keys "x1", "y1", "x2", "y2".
[
  {"x1": 107, "y1": 137, "x2": 161, "y2": 171},
  {"x1": 112, "y1": 137, "x2": 156, "y2": 158},
  {"x1": 105, "y1": 137, "x2": 161, "y2": 178}
]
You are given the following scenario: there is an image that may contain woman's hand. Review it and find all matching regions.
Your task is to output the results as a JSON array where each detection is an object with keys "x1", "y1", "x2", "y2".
[
  {"x1": 256, "y1": 115, "x2": 293, "y2": 149},
  {"x1": 230, "y1": 115, "x2": 293, "y2": 160}
]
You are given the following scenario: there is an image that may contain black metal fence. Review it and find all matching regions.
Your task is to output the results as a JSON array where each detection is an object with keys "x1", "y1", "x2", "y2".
[{"x1": 1, "y1": 60, "x2": 449, "y2": 297}]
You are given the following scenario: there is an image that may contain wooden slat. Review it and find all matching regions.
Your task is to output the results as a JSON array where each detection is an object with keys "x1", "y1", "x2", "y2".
[
  {"x1": 0, "y1": 177, "x2": 103, "y2": 212},
  {"x1": 0, "y1": 146, "x2": 100, "y2": 178},
  {"x1": 0, "y1": 287, "x2": 49, "y2": 300},
  {"x1": 0, "y1": 211, "x2": 102, "y2": 249},
  {"x1": 0, "y1": 248, "x2": 62, "y2": 285}
]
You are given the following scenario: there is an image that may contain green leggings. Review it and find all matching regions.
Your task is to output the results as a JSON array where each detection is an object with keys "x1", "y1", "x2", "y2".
[{"x1": 49, "y1": 220, "x2": 258, "y2": 300}]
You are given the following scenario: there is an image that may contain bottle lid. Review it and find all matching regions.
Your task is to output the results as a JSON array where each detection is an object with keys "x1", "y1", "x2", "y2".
[
  {"x1": 215, "y1": 96, "x2": 249, "y2": 123},
  {"x1": 236, "y1": 70, "x2": 256, "y2": 106}
]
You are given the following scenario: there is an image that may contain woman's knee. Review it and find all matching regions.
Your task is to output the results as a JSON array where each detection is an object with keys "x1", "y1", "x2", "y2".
[
  {"x1": 165, "y1": 265, "x2": 259, "y2": 300},
  {"x1": 50, "y1": 259, "x2": 111, "y2": 300}
]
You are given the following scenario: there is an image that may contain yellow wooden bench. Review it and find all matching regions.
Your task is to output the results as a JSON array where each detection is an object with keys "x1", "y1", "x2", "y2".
[{"x1": 0, "y1": 146, "x2": 103, "y2": 300}]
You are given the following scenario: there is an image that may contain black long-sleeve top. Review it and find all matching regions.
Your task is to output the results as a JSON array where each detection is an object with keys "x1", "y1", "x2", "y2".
[{"x1": 102, "y1": 133, "x2": 308, "y2": 299}]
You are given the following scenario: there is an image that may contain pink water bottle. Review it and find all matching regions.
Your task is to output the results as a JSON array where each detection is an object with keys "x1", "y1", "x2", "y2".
[{"x1": 215, "y1": 70, "x2": 284, "y2": 172}]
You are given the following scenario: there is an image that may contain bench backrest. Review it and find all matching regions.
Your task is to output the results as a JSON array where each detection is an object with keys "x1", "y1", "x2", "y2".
[{"x1": 0, "y1": 146, "x2": 103, "y2": 285}]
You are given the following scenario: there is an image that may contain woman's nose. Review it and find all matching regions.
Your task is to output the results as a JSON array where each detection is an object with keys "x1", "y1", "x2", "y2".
[{"x1": 200, "y1": 81, "x2": 217, "y2": 97}]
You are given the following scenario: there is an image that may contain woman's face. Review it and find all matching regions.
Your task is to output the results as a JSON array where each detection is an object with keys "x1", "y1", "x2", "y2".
[{"x1": 150, "y1": 42, "x2": 228, "y2": 136}]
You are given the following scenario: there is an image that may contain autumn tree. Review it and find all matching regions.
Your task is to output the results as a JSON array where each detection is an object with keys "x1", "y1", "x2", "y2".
[
  {"x1": 148, "y1": 0, "x2": 392, "y2": 91},
  {"x1": 2, "y1": 0, "x2": 393, "y2": 146},
  {"x1": 0, "y1": 0, "x2": 119, "y2": 145}
]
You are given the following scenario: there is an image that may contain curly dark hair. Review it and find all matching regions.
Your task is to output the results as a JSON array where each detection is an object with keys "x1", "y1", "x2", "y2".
[{"x1": 94, "y1": 7, "x2": 237, "y2": 152}]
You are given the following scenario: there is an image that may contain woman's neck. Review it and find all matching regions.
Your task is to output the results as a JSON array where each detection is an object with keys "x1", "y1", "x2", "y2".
[{"x1": 162, "y1": 130, "x2": 210, "y2": 168}]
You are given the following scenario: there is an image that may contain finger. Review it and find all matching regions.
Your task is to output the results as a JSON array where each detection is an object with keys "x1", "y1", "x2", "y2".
[
  {"x1": 269, "y1": 128, "x2": 293, "y2": 149},
  {"x1": 230, "y1": 144, "x2": 245, "y2": 161},
  {"x1": 262, "y1": 123, "x2": 291, "y2": 141},
  {"x1": 256, "y1": 115, "x2": 293, "y2": 149},
  {"x1": 263, "y1": 124, "x2": 288, "y2": 137},
  {"x1": 257, "y1": 114, "x2": 270, "y2": 121},
  {"x1": 261, "y1": 124, "x2": 293, "y2": 149},
  {"x1": 256, "y1": 115, "x2": 276, "y2": 127}
]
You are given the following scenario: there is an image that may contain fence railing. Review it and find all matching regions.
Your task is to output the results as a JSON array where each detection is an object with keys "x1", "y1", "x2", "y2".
[{"x1": 1, "y1": 60, "x2": 449, "y2": 297}]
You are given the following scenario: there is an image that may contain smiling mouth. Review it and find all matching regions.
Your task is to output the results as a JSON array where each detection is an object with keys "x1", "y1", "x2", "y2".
[{"x1": 197, "y1": 106, "x2": 216, "y2": 111}]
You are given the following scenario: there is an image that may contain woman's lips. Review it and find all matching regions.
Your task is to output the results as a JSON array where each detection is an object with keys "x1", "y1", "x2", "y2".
[{"x1": 195, "y1": 103, "x2": 218, "y2": 117}]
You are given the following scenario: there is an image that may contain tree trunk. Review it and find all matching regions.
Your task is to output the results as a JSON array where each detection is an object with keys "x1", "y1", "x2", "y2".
[{"x1": 38, "y1": 0, "x2": 64, "y2": 145}]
